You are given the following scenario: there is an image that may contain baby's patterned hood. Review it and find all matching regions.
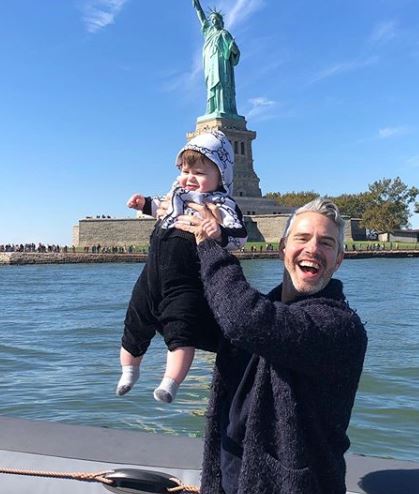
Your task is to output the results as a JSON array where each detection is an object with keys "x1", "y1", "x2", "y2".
[{"x1": 175, "y1": 130, "x2": 234, "y2": 195}]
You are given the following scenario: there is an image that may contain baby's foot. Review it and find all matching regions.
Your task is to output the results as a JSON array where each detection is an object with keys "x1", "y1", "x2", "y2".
[
  {"x1": 153, "y1": 377, "x2": 179, "y2": 403},
  {"x1": 116, "y1": 365, "x2": 140, "y2": 396}
]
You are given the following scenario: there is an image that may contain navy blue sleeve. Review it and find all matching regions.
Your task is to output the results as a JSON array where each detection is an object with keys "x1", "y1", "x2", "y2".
[
  {"x1": 197, "y1": 240, "x2": 367, "y2": 377},
  {"x1": 142, "y1": 197, "x2": 153, "y2": 216},
  {"x1": 219, "y1": 204, "x2": 248, "y2": 250}
]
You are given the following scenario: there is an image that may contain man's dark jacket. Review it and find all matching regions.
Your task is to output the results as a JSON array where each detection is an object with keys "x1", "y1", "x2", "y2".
[{"x1": 197, "y1": 240, "x2": 367, "y2": 494}]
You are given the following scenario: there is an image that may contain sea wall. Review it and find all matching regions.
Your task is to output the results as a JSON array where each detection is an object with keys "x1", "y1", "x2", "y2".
[
  {"x1": 0, "y1": 252, "x2": 148, "y2": 265},
  {"x1": 1, "y1": 250, "x2": 418, "y2": 266},
  {"x1": 0, "y1": 254, "x2": 10, "y2": 265}
]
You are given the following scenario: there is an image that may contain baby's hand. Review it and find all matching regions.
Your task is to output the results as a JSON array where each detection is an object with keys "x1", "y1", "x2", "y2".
[{"x1": 127, "y1": 194, "x2": 145, "y2": 210}]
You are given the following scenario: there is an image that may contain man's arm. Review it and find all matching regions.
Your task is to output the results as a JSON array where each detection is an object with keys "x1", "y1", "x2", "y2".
[
  {"x1": 174, "y1": 203, "x2": 366, "y2": 375},
  {"x1": 192, "y1": 0, "x2": 206, "y2": 26},
  {"x1": 197, "y1": 240, "x2": 366, "y2": 377},
  {"x1": 219, "y1": 225, "x2": 248, "y2": 250}
]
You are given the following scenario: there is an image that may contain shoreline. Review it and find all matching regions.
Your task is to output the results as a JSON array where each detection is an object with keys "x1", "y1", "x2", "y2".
[{"x1": 1, "y1": 249, "x2": 419, "y2": 265}]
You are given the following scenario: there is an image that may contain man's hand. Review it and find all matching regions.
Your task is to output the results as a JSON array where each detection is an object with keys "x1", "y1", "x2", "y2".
[
  {"x1": 156, "y1": 195, "x2": 171, "y2": 219},
  {"x1": 175, "y1": 203, "x2": 222, "y2": 244},
  {"x1": 127, "y1": 194, "x2": 145, "y2": 211}
]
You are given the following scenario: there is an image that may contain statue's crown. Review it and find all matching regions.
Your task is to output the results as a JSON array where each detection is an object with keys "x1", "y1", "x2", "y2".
[{"x1": 208, "y1": 7, "x2": 224, "y2": 19}]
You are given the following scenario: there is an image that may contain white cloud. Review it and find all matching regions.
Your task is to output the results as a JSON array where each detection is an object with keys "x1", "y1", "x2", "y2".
[
  {"x1": 82, "y1": 0, "x2": 128, "y2": 33},
  {"x1": 378, "y1": 126, "x2": 410, "y2": 139},
  {"x1": 219, "y1": 0, "x2": 265, "y2": 30},
  {"x1": 369, "y1": 21, "x2": 398, "y2": 45},
  {"x1": 309, "y1": 56, "x2": 379, "y2": 84},
  {"x1": 246, "y1": 96, "x2": 277, "y2": 121},
  {"x1": 162, "y1": 50, "x2": 202, "y2": 93}
]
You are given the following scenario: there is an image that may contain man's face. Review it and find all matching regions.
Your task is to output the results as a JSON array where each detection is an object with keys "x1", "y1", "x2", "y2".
[
  {"x1": 178, "y1": 159, "x2": 221, "y2": 193},
  {"x1": 280, "y1": 212, "x2": 343, "y2": 302}
]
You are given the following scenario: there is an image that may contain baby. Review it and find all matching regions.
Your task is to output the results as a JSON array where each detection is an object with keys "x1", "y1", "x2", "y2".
[{"x1": 117, "y1": 130, "x2": 247, "y2": 403}]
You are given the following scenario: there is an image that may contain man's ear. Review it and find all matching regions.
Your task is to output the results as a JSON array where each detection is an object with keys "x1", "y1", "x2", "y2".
[
  {"x1": 334, "y1": 251, "x2": 344, "y2": 272},
  {"x1": 279, "y1": 238, "x2": 286, "y2": 260}
]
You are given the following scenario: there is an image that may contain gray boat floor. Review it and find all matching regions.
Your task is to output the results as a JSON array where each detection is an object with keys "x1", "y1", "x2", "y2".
[{"x1": 1, "y1": 416, "x2": 418, "y2": 493}]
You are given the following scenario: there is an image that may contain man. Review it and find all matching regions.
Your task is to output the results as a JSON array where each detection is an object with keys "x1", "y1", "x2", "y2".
[{"x1": 176, "y1": 198, "x2": 367, "y2": 494}]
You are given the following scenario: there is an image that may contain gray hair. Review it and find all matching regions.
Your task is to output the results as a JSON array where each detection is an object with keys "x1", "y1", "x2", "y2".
[{"x1": 282, "y1": 198, "x2": 345, "y2": 252}]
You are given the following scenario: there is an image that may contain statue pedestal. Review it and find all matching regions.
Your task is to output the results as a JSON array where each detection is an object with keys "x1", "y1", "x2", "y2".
[
  {"x1": 187, "y1": 116, "x2": 261, "y2": 198},
  {"x1": 197, "y1": 112, "x2": 246, "y2": 124},
  {"x1": 187, "y1": 116, "x2": 286, "y2": 216}
]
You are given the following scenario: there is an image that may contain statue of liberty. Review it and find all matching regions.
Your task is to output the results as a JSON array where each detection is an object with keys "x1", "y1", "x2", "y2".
[{"x1": 192, "y1": 0, "x2": 241, "y2": 118}]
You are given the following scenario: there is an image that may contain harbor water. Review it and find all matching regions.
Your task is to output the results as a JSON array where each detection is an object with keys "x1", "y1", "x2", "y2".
[{"x1": 0, "y1": 258, "x2": 418, "y2": 462}]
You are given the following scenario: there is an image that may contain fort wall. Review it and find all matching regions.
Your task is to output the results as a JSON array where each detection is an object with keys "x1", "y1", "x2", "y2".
[
  {"x1": 73, "y1": 215, "x2": 364, "y2": 247},
  {"x1": 76, "y1": 218, "x2": 155, "y2": 248}
]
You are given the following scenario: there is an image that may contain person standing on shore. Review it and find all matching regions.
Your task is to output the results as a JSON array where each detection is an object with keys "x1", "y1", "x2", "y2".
[{"x1": 175, "y1": 198, "x2": 367, "y2": 494}]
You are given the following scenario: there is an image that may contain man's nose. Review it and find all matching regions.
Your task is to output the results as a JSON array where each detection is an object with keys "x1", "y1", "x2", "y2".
[{"x1": 304, "y1": 237, "x2": 321, "y2": 254}]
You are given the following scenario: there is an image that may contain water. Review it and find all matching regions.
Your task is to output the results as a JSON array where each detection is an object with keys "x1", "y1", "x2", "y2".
[{"x1": 0, "y1": 258, "x2": 418, "y2": 461}]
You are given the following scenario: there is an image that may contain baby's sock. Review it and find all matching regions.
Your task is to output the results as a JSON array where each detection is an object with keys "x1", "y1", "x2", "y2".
[
  {"x1": 153, "y1": 377, "x2": 179, "y2": 403},
  {"x1": 116, "y1": 365, "x2": 140, "y2": 396}
]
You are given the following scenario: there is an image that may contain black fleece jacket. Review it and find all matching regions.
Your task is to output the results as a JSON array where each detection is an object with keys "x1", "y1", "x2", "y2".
[
  {"x1": 122, "y1": 198, "x2": 246, "y2": 356},
  {"x1": 122, "y1": 225, "x2": 220, "y2": 355},
  {"x1": 197, "y1": 240, "x2": 367, "y2": 494}
]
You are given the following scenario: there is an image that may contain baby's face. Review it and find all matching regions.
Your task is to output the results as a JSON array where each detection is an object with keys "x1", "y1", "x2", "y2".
[{"x1": 178, "y1": 160, "x2": 221, "y2": 193}]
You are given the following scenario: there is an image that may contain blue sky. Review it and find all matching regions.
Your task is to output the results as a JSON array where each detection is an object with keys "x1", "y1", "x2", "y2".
[{"x1": 1, "y1": 0, "x2": 418, "y2": 245}]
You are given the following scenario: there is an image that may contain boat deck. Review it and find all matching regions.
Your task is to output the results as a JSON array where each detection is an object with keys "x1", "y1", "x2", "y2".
[{"x1": 1, "y1": 416, "x2": 418, "y2": 493}]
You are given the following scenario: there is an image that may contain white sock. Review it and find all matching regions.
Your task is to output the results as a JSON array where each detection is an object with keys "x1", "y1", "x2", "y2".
[
  {"x1": 153, "y1": 377, "x2": 179, "y2": 403},
  {"x1": 116, "y1": 365, "x2": 140, "y2": 396}
]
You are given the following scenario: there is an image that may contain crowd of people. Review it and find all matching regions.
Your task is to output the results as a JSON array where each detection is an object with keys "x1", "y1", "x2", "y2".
[
  {"x1": 245, "y1": 243, "x2": 275, "y2": 252},
  {"x1": 0, "y1": 243, "x2": 149, "y2": 254},
  {"x1": 3, "y1": 241, "x2": 412, "y2": 256},
  {"x1": 344, "y1": 241, "x2": 404, "y2": 251},
  {"x1": 0, "y1": 243, "x2": 70, "y2": 253},
  {"x1": 83, "y1": 245, "x2": 148, "y2": 254}
]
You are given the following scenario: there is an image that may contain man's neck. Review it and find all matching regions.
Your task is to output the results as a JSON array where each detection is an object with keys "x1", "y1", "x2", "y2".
[
  {"x1": 281, "y1": 274, "x2": 340, "y2": 304},
  {"x1": 281, "y1": 272, "x2": 299, "y2": 303}
]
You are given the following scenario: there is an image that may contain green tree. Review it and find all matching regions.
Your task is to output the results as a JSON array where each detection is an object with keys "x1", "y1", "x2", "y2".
[
  {"x1": 330, "y1": 192, "x2": 373, "y2": 219},
  {"x1": 264, "y1": 191, "x2": 319, "y2": 208},
  {"x1": 361, "y1": 177, "x2": 418, "y2": 232},
  {"x1": 264, "y1": 177, "x2": 418, "y2": 233}
]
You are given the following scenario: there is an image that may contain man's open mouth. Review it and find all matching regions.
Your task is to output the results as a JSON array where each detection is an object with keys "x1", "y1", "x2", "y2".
[{"x1": 298, "y1": 260, "x2": 320, "y2": 275}]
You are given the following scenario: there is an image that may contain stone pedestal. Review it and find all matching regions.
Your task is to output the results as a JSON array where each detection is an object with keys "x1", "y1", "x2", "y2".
[
  {"x1": 187, "y1": 116, "x2": 286, "y2": 215},
  {"x1": 187, "y1": 116, "x2": 261, "y2": 198}
]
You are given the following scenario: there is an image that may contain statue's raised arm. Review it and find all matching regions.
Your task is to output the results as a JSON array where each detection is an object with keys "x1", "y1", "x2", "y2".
[{"x1": 192, "y1": 0, "x2": 207, "y2": 26}]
